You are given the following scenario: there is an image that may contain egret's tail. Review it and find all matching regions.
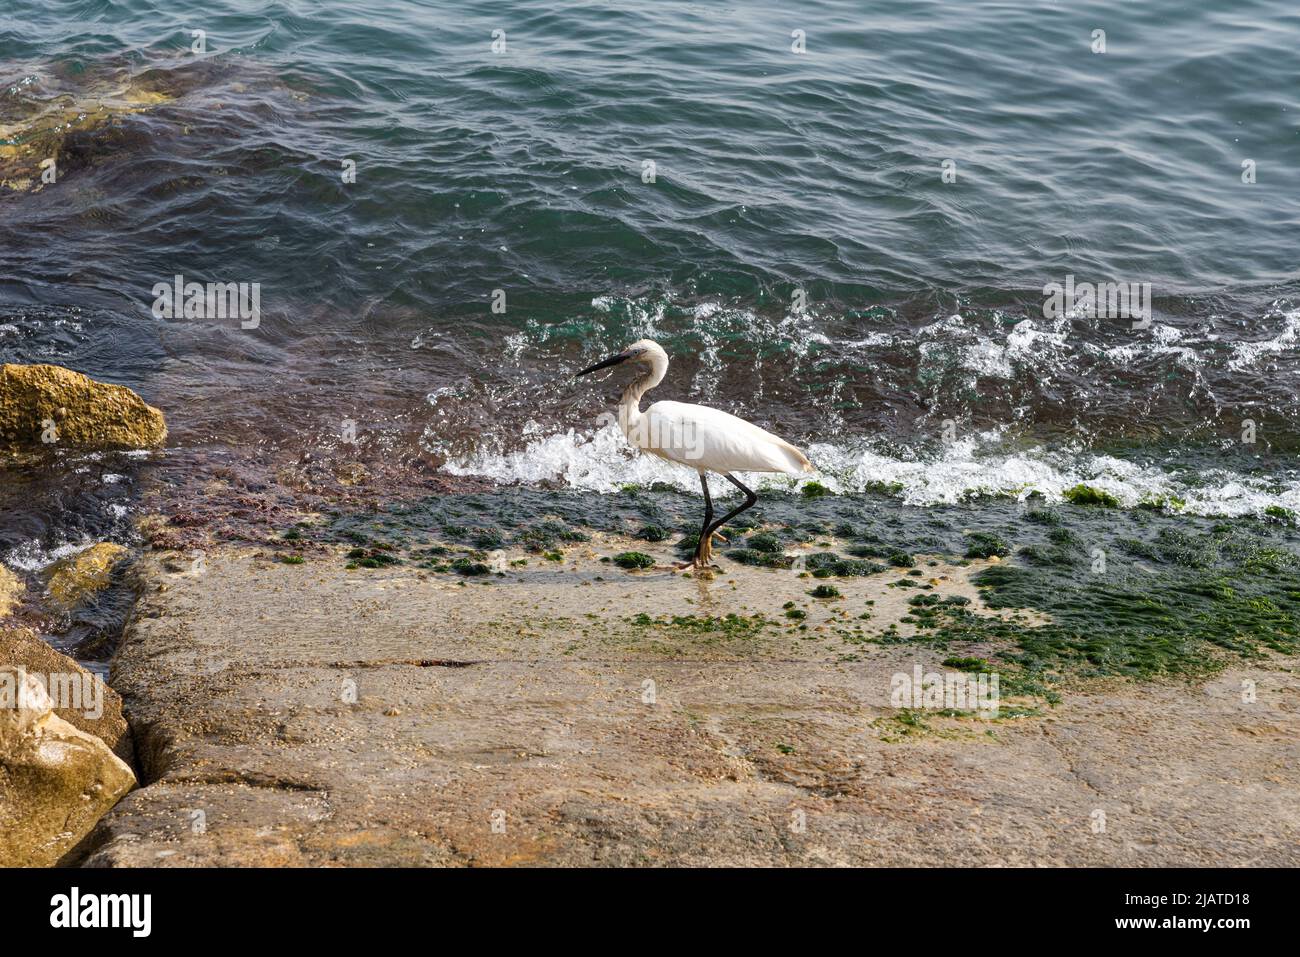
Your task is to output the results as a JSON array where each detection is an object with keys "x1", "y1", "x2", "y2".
[{"x1": 779, "y1": 441, "x2": 815, "y2": 475}]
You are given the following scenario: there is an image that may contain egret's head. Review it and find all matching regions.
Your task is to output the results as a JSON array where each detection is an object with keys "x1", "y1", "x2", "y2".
[{"x1": 575, "y1": 338, "x2": 669, "y2": 379}]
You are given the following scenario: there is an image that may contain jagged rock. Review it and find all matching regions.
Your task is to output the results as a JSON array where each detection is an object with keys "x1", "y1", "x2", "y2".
[
  {"x1": 45, "y1": 543, "x2": 129, "y2": 613},
  {"x1": 0, "y1": 625, "x2": 133, "y2": 764},
  {"x1": 0, "y1": 364, "x2": 166, "y2": 455},
  {"x1": 0, "y1": 563, "x2": 21, "y2": 618},
  {"x1": 0, "y1": 666, "x2": 135, "y2": 867}
]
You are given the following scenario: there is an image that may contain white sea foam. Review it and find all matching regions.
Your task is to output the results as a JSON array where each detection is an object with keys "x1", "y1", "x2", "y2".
[
  {"x1": 442, "y1": 423, "x2": 1300, "y2": 517},
  {"x1": 446, "y1": 295, "x2": 1299, "y2": 516},
  {"x1": 4, "y1": 538, "x2": 97, "y2": 573},
  {"x1": 1227, "y1": 306, "x2": 1300, "y2": 371},
  {"x1": 916, "y1": 313, "x2": 1071, "y2": 380}
]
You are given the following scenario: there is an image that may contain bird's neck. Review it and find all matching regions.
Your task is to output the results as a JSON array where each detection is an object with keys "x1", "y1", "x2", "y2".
[{"x1": 618, "y1": 369, "x2": 660, "y2": 436}]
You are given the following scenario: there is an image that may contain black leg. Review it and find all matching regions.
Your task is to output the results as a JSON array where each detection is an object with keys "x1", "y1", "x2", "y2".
[
  {"x1": 704, "y1": 473, "x2": 757, "y2": 548},
  {"x1": 694, "y1": 472, "x2": 714, "y2": 563}
]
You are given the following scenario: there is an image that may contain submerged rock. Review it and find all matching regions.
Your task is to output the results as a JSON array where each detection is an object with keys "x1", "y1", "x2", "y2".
[
  {"x1": 0, "y1": 665, "x2": 136, "y2": 867},
  {"x1": 0, "y1": 69, "x2": 174, "y2": 194},
  {"x1": 45, "y1": 542, "x2": 129, "y2": 613},
  {"x1": 0, "y1": 364, "x2": 166, "y2": 455}
]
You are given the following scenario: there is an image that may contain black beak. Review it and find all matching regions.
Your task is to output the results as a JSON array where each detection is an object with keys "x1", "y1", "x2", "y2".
[{"x1": 575, "y1": 351, "x2": 632, "y2": 378}]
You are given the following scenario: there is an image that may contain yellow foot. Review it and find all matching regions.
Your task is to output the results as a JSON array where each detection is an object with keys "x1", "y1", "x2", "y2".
[
  {"x1": 696, "y1": 530, "x2": 726, "y2": 567},
  {"x1": 672, "y1": 557, "x2": 720, "y2": 571}
]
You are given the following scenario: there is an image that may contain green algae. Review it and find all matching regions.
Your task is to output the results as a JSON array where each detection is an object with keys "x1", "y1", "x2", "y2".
[
  {"x1": 675, "y1": 533, "x2": 701, "y2": 556},
  {"x1": 973, "y1": 527, "x2": 1300, "y2": 678},
  {"x1": 1063, "y1": 484, "x2": 1121, "y2": 507},
  {"x1": 1025, "y1": 507, "x2": 1064, "y2": 526},
  {"x1": 473, "y1": 530, "x2": 506, "y2": 550},
  {"x1": 942, "y1": 655, "x2": 991, "y2": 671},
  {"x1": 345, "y1": 546, "x2": 401, "y2": 569},
  {"x1": 860, "y1": 480, "x2": 905, "y2": 496},
  {"x1": 801, "y1": 481, "x2": 832, "y2": 498},
  {"x1": 1265, "y1": 505, "x2": 1297, "y2": 527},
  {"x1": 873, "y1": 517, "x2": 1300, "y2": 693},
  {"x1": 629, "y1": 612, "x2": 769, "y2": 640},
  {"x1": 1139, "y1": 495, "x2": 1187, "y2": 513},
  {"x1": 612, "y1": 551, "x2": 655, "y2": 569},
  {"x1": 450, "y1": 557, "x2": 492, "y2": 575},
  {"x1": 746, "y1": 531, "x2": 786, "y2": 553},
  {"x1": 844, "y1": 538, "x2": 913, "y2": 567},
  {"x1": 725, "y1": 548, "x2": 794, "y2": 569},
  {"x1": 964, "y1": 531, "x2": 1011, "y2": 559},
  {"x1": 516, "y1": 519, "x2": 589, "y2": 552},
  {"x1": 297, "y1": 484, "x2": 1298, "y2": 686}
]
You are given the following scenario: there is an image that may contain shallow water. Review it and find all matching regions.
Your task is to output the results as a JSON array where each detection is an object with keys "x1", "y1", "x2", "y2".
[{"x1": 2, "y1": 0, "x2": 1299, "y2": 584}]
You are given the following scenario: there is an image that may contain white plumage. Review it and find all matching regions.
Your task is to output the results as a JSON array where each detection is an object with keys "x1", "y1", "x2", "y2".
[
  {"x1": 576, "y1": 338, "x2": 814, "y2": 568},
  {"x1": 634, "y1": 400, "x2": 812, "y2": 475}
]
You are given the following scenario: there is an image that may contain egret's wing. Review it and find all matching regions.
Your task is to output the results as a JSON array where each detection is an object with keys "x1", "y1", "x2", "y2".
[{"x1": 642, "y1": 401, "x2": 813, "y2": 475}]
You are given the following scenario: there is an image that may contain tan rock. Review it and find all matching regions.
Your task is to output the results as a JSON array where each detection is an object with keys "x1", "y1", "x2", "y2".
[
  {"x1": 45, "y1": 543, "x2": 129, "y2": 613},
  {"x1": 83, "y1": 547, "x2": 1300, "y2": 867},
  {"x1": 0, "y1": 563, "x2": 21, "y2": 619},
  {"x1": 0, "y1": 625, "x2": 134, "y2": 764},
  {"x1": 0, "y1": 666, "x2": 136, "y2": 867},
  {"x1": 0, "y1": 364, "x2": 166, "y2": 455}
]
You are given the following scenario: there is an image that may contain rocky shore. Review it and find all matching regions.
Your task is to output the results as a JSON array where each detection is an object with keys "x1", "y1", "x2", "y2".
[
  {"x1": 0, "y1": 365, "x2": 158, "y2": 865},
  {"x1": 81, "y1": 544, "x2": 1300, "y2": 866},
  {"x1": 2, "y1": 362, "x2": 1298, "y2": 866}
]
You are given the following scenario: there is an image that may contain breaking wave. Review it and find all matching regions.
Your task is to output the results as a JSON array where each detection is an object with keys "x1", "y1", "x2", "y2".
[{"x1": 443, "y1": 423, "x2": 1300, "y2": 518}]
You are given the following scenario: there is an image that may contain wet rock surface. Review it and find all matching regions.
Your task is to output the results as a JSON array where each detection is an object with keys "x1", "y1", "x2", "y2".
[
  {"x1": 0, "y1": 364, "x2": 166, "y2": 455},
  {"x1": 82, "y1": 545, "x2": 1300, "y2": 866},
  {"x1": 45, "y1": 542, "x2": 129, "y2": 613}
]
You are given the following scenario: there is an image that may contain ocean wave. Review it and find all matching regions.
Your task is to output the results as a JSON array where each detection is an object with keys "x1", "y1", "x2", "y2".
[
  {"x1": 442, "y1": 423, "x2": 1299, "y2": 518},
  {"x1": 1227, "y1": 305, "x2": 1300, "y2": 371}
]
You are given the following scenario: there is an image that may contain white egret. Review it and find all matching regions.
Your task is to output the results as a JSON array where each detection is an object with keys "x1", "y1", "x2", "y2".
[{"x1": 576, "y1": 339, "x2": 814, "y2": 568}]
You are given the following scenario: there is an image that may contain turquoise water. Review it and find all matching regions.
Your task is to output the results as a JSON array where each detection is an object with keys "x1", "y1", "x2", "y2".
[
  {"x1": 2, "y1": 0, "x2": 1299, "y2": 527},
  {"x1": 5, "y1": 0, "x2": 1298, "y2": 296}
]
